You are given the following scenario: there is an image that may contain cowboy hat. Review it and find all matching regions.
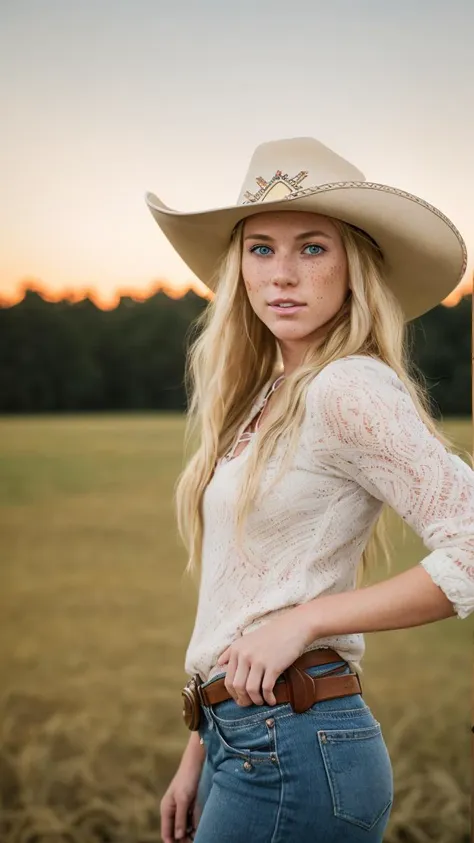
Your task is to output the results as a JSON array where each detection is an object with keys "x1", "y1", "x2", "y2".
[{"x1": 145, "y1": 136, "x2": 467, "y2": 322}]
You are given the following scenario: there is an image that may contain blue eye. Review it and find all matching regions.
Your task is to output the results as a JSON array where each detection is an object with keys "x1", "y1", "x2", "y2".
[
  {"x1": 304, "y1": 244, "x2": 325, "y2": 255},
  {"x1": 250, "y1": 245, "x2": 273, "y2": 256}
]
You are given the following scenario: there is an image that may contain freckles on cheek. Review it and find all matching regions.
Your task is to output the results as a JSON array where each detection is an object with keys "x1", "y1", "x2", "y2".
[
  {"x1": 249, "y1": 265, "x2": 266, "y2": 283},
  {"x1": 326, "y1": 261, "x2": 346, "y2": 280},
  {"x1": 306, "y1": 261, "x2": 347, "y2": 298},
  {"x1": 243, "y1": 267, "x2": 266, "y2": 296}
]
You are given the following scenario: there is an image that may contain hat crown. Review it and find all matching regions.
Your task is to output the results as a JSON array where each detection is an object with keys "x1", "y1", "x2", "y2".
[{"x1": 237, "y1": 137, "x2": 366, "y2": 206}]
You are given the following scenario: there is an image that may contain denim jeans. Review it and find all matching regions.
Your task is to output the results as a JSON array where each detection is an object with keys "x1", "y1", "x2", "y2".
[{"x1": 194, "y1": 659, "x2": 394, "y2": 843}]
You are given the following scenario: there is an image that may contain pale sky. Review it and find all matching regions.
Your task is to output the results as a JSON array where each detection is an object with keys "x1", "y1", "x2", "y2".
[{"x1": 1, "y1": 0, "x2": 473, "y2": 307}]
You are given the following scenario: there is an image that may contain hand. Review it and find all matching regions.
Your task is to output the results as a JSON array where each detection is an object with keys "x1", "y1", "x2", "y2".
[
  {"x1": 160, "y1": 753, "x2": 204, "y2": 842},
  {"x1": 215, "y1": 604, "x2": 313, "y2": 707}
]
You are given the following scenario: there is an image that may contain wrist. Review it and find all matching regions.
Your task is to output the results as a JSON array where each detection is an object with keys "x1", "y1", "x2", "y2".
[
  {"x1": 181, "y1": 729, "x2": 206, "y2": 767},
  {"x1": 294, "y1": 599, "x2": 322, "y2": 646}
]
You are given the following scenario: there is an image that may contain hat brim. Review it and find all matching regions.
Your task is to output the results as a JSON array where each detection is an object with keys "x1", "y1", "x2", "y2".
[{"x1": 145, "y1": 181, "x2": 467, "y2": 322}]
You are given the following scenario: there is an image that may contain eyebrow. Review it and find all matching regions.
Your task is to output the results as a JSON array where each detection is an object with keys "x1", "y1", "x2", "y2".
[{"x1": 244, "y1": 230, "x2": 333, "y2": 241}]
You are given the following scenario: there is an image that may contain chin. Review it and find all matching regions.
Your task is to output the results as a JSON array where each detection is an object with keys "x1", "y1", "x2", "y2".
[{"x1": 272, "y1": 327, "x2": 314, "y2": 341}]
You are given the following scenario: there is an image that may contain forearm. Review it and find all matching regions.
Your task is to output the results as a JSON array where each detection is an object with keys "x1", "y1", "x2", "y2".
[
  {"x1": 180, "y1": 728, "x2": 206, "y2": 771},
  {"x1": 297, "y1": 563, "x2": 457, "y2": 644}
]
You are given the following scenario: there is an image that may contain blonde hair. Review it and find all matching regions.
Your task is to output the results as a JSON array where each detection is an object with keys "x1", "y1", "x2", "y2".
[{"x1": 175, "y1": 215, "x2": 471, "y2": 588}]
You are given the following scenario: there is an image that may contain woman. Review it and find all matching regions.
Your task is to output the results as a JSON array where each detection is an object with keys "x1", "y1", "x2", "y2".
[{"x1": 146, "y1": 137, "x2": 474, "y2": 843}]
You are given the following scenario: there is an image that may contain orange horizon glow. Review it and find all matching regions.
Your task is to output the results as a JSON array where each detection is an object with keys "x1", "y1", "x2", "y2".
[
  {"x1": 0, "y1": 277, "x2": 214, "y2": 310},
  {"x1": 0, "y1": 271, "x2": 472, "y2": 311},
  {"x1": 442, "y1": 273, "x2": 473, "y2": 306}
]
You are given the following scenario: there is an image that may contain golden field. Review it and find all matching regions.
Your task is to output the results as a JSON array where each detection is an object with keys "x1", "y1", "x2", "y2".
[{"x1": 0, "y1": 414, "x2": 473, "y2": 843}]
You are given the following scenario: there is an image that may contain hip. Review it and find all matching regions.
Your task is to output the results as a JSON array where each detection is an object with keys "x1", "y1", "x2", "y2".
[{"x1": 196, "y1": 660, "x2": 393, "y2": 841}]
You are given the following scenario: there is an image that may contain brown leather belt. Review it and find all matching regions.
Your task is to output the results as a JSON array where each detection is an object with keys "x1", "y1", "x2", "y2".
[{"x1": 182, "y1": 647, "x2": 363, "y2": 731}]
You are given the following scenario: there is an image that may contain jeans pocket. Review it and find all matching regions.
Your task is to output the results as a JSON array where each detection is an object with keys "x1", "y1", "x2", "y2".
[
  {"x1": 318, "y1": 721, "x2": 394, "y2": 831},
  {"x1": 209, "y1": 705, "x2": 279, "y2": 764}
]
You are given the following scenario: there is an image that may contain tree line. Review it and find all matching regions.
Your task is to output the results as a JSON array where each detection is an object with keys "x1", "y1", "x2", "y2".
[{"x1": 0, "y1": 289, "x2": 471, "y2": 416}]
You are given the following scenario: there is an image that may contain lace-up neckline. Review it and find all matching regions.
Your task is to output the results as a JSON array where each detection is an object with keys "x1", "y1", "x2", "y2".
[{"x1": 217, "y1": 373, "x2": 285, "y2": 466}]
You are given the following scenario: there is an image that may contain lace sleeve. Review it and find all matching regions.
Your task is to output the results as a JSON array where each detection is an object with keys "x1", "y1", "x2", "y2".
[{"x1": 312, "y1": 357, "x2": 474, "y2": 620}]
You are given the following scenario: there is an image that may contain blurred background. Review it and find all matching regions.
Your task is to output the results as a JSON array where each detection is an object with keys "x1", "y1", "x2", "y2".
[{"x1": 1, "y1": 1, "x2": 473, "y2": 841}]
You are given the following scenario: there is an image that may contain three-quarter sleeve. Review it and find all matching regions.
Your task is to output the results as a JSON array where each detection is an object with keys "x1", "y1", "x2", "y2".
[{"x1": 311, "y1": 357, "x2": 474, "y2": 619}]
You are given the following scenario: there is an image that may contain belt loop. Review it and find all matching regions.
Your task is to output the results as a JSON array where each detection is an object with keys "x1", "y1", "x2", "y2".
[
  {"x1": 195, "y1": 673, "x2": 206, "y2": 707},
  {"x1": 283, "y1": 664, "x2": 317, "y2": 713}
]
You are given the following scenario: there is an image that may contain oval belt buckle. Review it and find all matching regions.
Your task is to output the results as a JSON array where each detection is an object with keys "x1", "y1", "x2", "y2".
[{"x1": 181, "y1": 675, "x2": 203, "y2": 731}]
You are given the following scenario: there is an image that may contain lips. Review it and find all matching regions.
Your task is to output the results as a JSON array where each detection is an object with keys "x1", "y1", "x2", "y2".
[
  {"x1": 269, "y1": 300, "x2": 305, "y2": 306},
  {"x1": 269, "y1": 302, "x2": 306, "y2": 314}
]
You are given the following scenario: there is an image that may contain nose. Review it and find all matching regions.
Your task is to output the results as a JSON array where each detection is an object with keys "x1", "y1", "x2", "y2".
[{"x1": 270, "y1": 254, "x2": 298, "y2": 287}]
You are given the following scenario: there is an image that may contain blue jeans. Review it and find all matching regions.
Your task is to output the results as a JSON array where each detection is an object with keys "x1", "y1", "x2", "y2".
[{"x1": 194, "y1": 659, "x2": 393, "y2": 842}]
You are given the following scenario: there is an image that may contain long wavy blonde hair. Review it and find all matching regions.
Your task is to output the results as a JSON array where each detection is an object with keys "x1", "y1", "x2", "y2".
[{"x1": 174, "y1": 214, "x2": 470, "y2": 588}]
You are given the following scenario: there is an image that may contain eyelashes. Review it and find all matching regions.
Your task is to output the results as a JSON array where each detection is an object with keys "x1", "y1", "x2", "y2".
[
  {"x1": 304, "y1": 245, "x2": 325, "y2": 256},
  {"x1": 249, "y1": 244, "x2": 326, "y2": 257},
  {"x1": 249, "y1": 245, "x2": 272, "y2": 256}
]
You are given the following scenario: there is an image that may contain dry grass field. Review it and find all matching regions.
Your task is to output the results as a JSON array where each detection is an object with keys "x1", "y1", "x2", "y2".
[{"x1": 0, "y1": 414, "x2": 472, "y2": 842}]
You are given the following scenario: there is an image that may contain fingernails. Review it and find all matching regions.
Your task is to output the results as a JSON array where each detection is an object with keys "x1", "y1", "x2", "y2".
[{"x1": 176, "y1": 830, "x2": 183, "y2": 838}]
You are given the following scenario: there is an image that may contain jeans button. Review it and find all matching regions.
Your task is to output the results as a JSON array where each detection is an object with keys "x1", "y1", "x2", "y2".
[{"x1": 266, "y1": 718, "x2": 275, "y2": 727}]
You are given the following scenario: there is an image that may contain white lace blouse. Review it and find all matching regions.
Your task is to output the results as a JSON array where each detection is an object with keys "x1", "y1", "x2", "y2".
[{"x1": 184, "y1": 354, "x2": 474, "y2": 683}]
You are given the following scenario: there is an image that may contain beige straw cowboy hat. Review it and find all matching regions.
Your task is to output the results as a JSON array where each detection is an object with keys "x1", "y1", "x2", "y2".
[{"x1": 145, "y1": 136, "x2": 467, "y2": 322}]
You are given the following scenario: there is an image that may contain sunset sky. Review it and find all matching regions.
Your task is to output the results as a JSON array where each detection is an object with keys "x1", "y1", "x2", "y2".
[{"x1": 1, "y1": 0, "x2": 473, "y2": 308}]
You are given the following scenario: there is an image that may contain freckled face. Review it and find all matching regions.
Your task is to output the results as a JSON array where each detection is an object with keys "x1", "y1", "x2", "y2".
[{"x1": 241, "y1": 211, "x2": 349, "y2": 348}]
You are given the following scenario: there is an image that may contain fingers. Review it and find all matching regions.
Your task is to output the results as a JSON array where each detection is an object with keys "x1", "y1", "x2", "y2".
[
  {"x1": 160, "y1": 793, "x2": 176, "y2": 843},
  {"x1": 160, "y1": 792, "x2": 191, "y2": 843},
  {"x1": 244, "y1": 662, "x2": 266, "y2": 705},
  {"x1": 225, "y1": 655, "x2": 275, "y2": 706},
  {"x1": 261, "y1": 670, "x2": 278, "y2": 706},
  {"x1": 224, "y1": 653, "x2": 252, "y2": 706},
  {"x1": 174, "y1": 797, "x2": 191, "y2": 841},
  {"x1": 187, "y1": 800, "x2": 202, "y2": 840}
]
